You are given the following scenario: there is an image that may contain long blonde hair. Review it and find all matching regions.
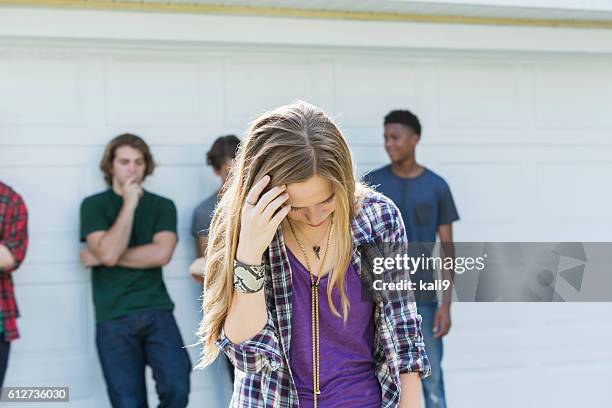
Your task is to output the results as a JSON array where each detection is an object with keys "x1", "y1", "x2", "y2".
[{"x1": 196, "y1": 101, "x2": 368, "y2": 368}]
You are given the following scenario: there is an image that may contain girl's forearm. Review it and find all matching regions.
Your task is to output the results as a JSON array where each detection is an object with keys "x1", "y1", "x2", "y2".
[
  {"x1": 223, "y1": 290, "x2": 268, "y2": 344},
  {"x1": 400, "y1": 373, "x2": 422, "y2": 408}
]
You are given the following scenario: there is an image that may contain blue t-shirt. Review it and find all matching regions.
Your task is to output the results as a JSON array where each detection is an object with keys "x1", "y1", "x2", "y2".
[
  {"x1": 363, "y1": 165, "x2": 459, "y2": 243},
  {"x1": 363, "y1": 166, "x2": 459, "y2": 299}
]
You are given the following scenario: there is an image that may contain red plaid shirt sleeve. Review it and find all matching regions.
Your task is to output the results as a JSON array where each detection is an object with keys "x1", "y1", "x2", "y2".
[
  {"x1": 0, "y1": 187, "x2": 29, "y2": 273},
  {"x1": 0, "y1": 182, "x2": 28, "y2": 342}
]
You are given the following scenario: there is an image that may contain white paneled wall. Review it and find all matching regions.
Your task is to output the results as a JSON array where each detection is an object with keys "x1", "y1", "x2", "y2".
[{"x1": 1, "y1": 40, "x2": 611, "y2": 408}]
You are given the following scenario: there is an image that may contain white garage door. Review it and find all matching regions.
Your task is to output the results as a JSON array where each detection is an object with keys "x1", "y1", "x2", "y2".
[{"x1": 1, "y1": 30, "x2": 611, "y2": 408}]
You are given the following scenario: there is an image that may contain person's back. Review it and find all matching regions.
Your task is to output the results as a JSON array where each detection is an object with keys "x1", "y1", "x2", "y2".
[{"x1": 79, "y1": 133, "x2": 191, "y2": 408}]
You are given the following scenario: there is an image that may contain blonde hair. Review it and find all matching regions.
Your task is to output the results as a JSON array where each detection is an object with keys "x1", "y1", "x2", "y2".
[{"x1": 196, "y1": 101, "x2": 369, "y2": 368}]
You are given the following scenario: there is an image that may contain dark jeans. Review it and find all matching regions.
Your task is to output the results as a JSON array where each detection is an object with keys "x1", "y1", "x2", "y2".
[
  {"x1": 96, "y1": 310, "x2": 192, "y2": 408},
  {"x1": 0, "y1": 339, "x2": 10, "y2": 387}
]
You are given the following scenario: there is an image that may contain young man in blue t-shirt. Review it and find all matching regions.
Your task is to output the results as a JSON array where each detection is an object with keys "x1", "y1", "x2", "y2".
[{"x1": 363, "y1": 110, "x2": 459, "y2": 408}]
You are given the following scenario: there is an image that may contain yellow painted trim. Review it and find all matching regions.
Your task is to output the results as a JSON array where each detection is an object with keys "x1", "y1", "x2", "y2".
[{"x1": 1, "y1": 0, "x2": 612, "y2": 29}]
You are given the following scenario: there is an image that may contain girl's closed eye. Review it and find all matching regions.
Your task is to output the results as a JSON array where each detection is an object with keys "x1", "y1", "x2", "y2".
[{"x1": 290, "y1": 193, "x2": 335, "y2": 212}]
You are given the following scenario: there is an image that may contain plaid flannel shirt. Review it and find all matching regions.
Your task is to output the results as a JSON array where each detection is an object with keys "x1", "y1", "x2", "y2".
[
  {"x1": 216, "y1": 190, "x2": 431, "y2": 407},
  {"x1": 0, "y1": 182, "x2": 28, "y2": 342}
]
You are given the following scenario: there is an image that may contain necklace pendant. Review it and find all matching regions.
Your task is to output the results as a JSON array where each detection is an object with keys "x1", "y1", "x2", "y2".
[{"x1": 313, "y1": 245, "x2": 321, "y2": 259}]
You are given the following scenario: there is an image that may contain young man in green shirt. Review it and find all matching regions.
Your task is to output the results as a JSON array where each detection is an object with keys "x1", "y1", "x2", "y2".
[{"x1": 79, "y1": 134, "x2": 191, "y2": 407}]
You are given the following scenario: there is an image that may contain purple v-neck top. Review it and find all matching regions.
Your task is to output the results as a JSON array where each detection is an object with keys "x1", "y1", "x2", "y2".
[{"x1": 287, "y1": 247, "x2": 381, "y2": 408}]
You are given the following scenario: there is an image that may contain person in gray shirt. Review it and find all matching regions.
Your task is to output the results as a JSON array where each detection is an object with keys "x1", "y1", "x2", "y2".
[
  {"x1": 189, "y1": 135, "x2": 240, "y2": 387},
  {"x1": 190, "y1": 135, "x2": 240, "y2": 283}
]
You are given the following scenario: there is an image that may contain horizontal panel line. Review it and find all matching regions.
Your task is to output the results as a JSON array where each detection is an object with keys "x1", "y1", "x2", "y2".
[
  {"x1": 14, "y1": 280, "x2": 88, "y2": 286},
  {"x1": 5, "y1": 143, "x2": 612, "y2": 148},
  {"x1": 0, "y1": 163, "x2": 204, "y2": 168}
]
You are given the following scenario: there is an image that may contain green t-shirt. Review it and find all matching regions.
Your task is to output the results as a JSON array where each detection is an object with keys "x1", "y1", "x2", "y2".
[{"x1": 80, "y1": 189, "x2": 176, "y2": 323}]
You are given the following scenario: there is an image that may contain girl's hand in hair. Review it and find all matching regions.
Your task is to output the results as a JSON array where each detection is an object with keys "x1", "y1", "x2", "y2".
[{"x1": 236, "y1": 175, "x2": 290, "y2": 265}]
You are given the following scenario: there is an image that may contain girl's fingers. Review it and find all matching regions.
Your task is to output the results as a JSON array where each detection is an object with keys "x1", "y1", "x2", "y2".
[
  {"x1": 261, "y1": 193, "x2": 289, "y2": 223},
  {"x1": 255, "y1": 184, "x2": 286, "y2": 213},
  {"x1": 269, "y1": 204, "x2": 291, "y2": 228},
  {"x1": 245, "y1": 175, "x2": 270, "y2": 207}
]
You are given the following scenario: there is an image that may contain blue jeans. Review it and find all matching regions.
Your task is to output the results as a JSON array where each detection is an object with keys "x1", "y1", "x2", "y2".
[
  {"x1": 417, "y1": 302, "x2": 447, "y2": 408},
  {"x1": 96, "y1": 310, "x2": 192, "y2": 408}
]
